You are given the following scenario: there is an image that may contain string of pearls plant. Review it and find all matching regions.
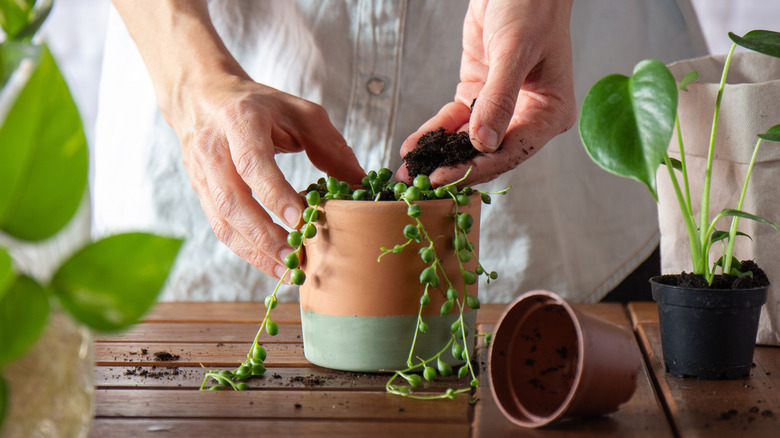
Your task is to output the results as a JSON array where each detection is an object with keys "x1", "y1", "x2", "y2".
[{"x1": 201, "y1": 168, "x2": 508, "y2": 401}]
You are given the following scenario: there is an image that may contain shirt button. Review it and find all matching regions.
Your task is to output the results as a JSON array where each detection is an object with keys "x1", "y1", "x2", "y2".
[{"x1": 366, "y1": 77, "x2": 386, "y2": 95}]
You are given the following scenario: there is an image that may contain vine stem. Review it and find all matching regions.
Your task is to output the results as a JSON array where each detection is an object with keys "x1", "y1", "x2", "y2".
[{"x1": 406, "y1": 283, "x2": 430, "y2": 367}]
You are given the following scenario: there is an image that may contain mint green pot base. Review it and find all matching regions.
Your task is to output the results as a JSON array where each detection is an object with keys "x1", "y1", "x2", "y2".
[{"x1": 301, "y1": 309, "x2": 477, "y2": 372}]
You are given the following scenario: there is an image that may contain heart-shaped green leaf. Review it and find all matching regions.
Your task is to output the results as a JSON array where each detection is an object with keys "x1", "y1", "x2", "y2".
[
  {"x1": 0, "y1": 274, "x2": 49, "y2": 367},
  {"x1": 50, "y1": 233, "x2": 183, "y2": 332},
  {"x1": 579, "y1": 59, "x2": 678, "y2": 199},
  {"x1": 729, "y1": 30, "x2": 780, "y2": 59},
  {"x1": 0, "y1": 44, "x2": 87, "y2": 241},
  {"x1": 758, "y1": 124, "x2": 780, "y2": 142}
]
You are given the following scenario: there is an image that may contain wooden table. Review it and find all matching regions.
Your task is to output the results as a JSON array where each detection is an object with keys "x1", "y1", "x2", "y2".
[{"x1": 91, "y1": 302, "x2": 779, "y2": 437}]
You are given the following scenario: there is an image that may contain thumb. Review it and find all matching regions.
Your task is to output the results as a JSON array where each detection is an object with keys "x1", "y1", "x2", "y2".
[{"x1": 469, "y1": 52, "x2": 529, "y2": 153}]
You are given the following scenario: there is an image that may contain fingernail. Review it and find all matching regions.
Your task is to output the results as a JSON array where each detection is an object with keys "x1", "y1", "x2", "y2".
[
  {"x1": 279, "y1": 247, "x2": 294, "y2": 261},
  {"x1": 476, "y1": 126, "x2": 498, "y2": 151},
  {"x1": 284, "y1": 207, "x2": 301, "y2": 228},
  {"x1": 274, "y1": 264, "x2": 289, "y2": 282}
]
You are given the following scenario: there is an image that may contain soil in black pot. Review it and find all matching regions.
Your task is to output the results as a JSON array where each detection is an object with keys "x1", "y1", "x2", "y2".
[
  {"x1": 657, "y1": 260, "x2": 770, "y2": 289},
  {"x1": 403, "y1": 128, "x2": 482, "y2": 177}
]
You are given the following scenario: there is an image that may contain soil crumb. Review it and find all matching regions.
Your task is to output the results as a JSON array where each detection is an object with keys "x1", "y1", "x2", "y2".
[
  {"x1": 289, "y1": 375, "x2": 325, "y2": 387},
  {"x1": 153, "y1": 351, "x2": 181, "y2": 361},
  {"x1": 403, "y1": 128, "x2": 482, "y2": 177}
]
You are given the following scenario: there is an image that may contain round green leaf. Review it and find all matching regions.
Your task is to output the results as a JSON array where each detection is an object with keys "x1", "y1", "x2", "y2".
[
  {"x1": 729, "y1": 30, "x2": 780, "y2": 59},
  {"x1": 0, "y1": 45, "x2": 88, "y2": 241},
  {"x1": 579, "y1": 59, "x2": 678, "y2": 199},
  {"x1": 50, "y1": 233, "x2": 183, "y2": 332},
  {"x1": 0, "y1": 274, "x2": 49, "y2": 366}
]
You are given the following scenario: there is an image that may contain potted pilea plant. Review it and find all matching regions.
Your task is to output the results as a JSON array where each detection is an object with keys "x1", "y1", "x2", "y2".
[
  {"x1": 0, "y1": 1, "x2": 182, "y2": 435},
  {"x1": 579, "y1": 30, "x2": 780, "y2": 379},
  {"x1": 201, "y1": 130, "x2": 508, "y2": 401}
]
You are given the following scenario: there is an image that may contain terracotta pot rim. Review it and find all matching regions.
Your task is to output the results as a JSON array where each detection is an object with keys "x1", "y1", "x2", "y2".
[{"x1": 489, "y1": 290, "x2": 587, "y2": 427}]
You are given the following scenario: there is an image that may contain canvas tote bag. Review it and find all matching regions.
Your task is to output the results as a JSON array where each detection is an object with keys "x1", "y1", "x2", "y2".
[{"x1": 658, "y1": 51, "x2": 780, "y2": 345}]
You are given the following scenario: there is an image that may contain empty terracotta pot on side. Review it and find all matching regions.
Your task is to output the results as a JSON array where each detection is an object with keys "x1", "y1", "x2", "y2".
[
  {"x1": 489, "y1": 290, "x2": 640, "y2": 428},
  {"x1": 300, "y1": 195, "x2": 481, "y2": 372}
]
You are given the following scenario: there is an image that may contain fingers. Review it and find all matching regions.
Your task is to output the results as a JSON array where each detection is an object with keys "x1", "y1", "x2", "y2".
[
  {"x1": 467, "y1": 40, "x2": 532, "y2": 153},
  {"x1": 226, "y1": 109, "x2": 305, "y2": 230},
  {"x1": 184, "y1": 130, "x2": 294, "y2": 281},
  {"x1": 295, "y1": 103, "x2": 366, "y2": 185}
]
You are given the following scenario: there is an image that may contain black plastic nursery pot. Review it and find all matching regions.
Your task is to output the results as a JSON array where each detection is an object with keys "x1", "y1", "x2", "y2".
[{"x1": 650, "y1": 277, "x2": 768, "y2": 380}]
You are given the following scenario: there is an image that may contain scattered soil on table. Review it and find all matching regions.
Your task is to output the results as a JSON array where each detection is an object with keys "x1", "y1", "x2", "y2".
[
  {"x1": 717, "y1": 407, "x2": 775, "y2": 422},
  {"x1": 657, "y1": 260, "x2": 769, "y2": 289},
  {"x1": 403, "y1": 128, "x2": 482, "y2": 177},
  {"x1": 153, "y1": 351, "x2": 181, "y2": 361},
  {"x1": 288, "y1": 375, "x2": 326, "y2": 387},
  {"x1": 124, "y1": 365, "x2": 181, "y2": 380}
]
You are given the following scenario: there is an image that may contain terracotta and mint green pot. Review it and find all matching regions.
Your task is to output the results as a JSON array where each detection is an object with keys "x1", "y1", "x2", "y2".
[
  {"x1": 299, "y1": 195, "x2": 480, "y2": 372},
  {"x1": 650, "y1": 277, "x2": 768, "y2": 380},
  {"x1": 489, "y1": 290, "x2": 640, "y2": 428}
]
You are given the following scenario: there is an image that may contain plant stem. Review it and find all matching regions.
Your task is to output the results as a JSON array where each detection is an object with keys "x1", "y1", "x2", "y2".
[
  {"x1": 723, "y1": 137, "x2": 764, "y2": 274},
  {"x1": 698, "y1": 42, "x2": 736, "y2": 274},
  {"x1": 406, "y1": 284, "x2": 429, "y2": 367},
  {"x1": 663, "y1": 154, "x2": 702, "y2": 273},
  {"x1": 674, "y1": 116, "x2": 694, "y2": 215}
]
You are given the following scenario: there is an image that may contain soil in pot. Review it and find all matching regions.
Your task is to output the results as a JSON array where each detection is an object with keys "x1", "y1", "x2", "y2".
[
  {"x1": 656, "y1": 260, "x2": 769, "y2": 289},
  {"x1": 403, "y1": 128, "x2": 482, "y2": 177}
]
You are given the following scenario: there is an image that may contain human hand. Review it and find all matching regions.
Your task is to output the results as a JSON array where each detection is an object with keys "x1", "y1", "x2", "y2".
[
  {"x1": 398, "y1": 0, "x2": 576, "y2": 186},
  {"x1": 114, "y1": 0, "x2": 364, "y2": 281},
  {"x1": 176, "y1": 75, "x2": 365, "y2": 281}
]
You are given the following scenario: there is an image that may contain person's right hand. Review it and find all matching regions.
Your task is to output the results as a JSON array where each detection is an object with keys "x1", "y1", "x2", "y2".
[
  {"x1": 176, "y1": 75, "x2": 365, "y2": 281},
  {"x1": 114, "y1": 0, "x2": 365, "y2": 281}
]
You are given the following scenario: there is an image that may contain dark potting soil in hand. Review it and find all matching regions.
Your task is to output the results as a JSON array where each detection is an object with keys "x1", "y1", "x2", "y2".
[
  {"x1": 658, "y1": 260, "x2": 770, "y2": 289},
  {"x1": 403, "y1": 128, "x2": 482, "y2": 177}
]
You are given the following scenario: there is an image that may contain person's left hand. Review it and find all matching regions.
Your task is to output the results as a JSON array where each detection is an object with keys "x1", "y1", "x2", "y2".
[{"x1": 397, "y1": 0, "x2": 577, "y2": 186}]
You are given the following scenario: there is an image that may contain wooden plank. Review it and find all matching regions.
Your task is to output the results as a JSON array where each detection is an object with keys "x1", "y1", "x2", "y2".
[
  {"x1": 89, "y1": 418, "x2": 470, "y2": 438},
  {"x1": 95, "y1": 322, "x2": 303, "y2": 344},
  {"x1": 94, "y1": 388, "x2": 472, "y2": 422},
  {"x1": 627, "y1": 302, "x2": 658, "y2": 329},
  {"x1": 636, "y1": 323, "x2": 780, "y2": 437},
  {"x1": 143, "y1": 302, "x2": 302, "y2": 323},
  {"x1": 95, "y1": 342, "x2": 308, "y2": 367},
  {"x1": 96, "y1": 365, "x2": 471, "y2": 391},
  {"x1": 472, "y1": 304, "x2": 674, "y2": 437}
]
